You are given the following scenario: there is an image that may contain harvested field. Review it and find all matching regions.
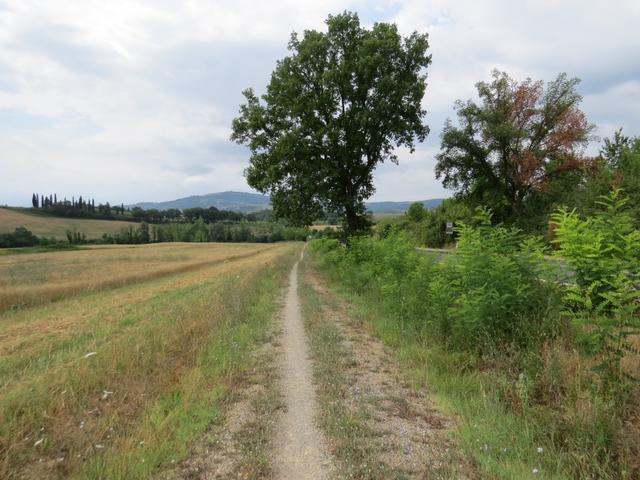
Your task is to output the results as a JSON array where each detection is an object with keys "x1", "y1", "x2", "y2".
[
  {"x1": 0, "y1": 208, "x2": 138, "y2": 240},
  {"x1": 0, "y1": 242, "x2": 279, "y2": 312},
  {"x1": 0, "y1": 242, "x2": 299, "y2": 479}
]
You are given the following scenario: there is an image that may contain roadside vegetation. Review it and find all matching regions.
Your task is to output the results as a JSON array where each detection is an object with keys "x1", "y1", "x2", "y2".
[
  {"x1": 0, "y1": 242, "x2": 298, "y2": 479},
  {"x1": 309, "y1": 188, "x2": 639, "y2": 479}
]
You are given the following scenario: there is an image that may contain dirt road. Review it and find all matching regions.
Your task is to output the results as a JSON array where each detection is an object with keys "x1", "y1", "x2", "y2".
[{"x1": 273, "y1": 246, "x2": 333, "y2": 479}]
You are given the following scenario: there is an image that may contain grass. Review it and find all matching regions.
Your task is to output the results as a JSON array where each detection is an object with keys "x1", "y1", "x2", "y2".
[
  {"x1": 0, "y1": 242, "x2": 299, "y2": 479},
  {"x1": 0, "y1": 242, "x2": 281, "y2": 312},
  {"x1": 0, "y1": 207, "x2": 138, "y2": 240},
  {"x1": 298, "y1": 261, "x2": 401, "y2": 479},
  {"x1": 306, "y1": 249, "x2": 639, "y2": 479},
  {"x1": 232, "y1": 345, "x2": 282, "y2": 478}
]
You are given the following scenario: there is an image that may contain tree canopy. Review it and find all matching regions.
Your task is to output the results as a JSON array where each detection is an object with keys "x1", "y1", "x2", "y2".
[
  {"x1": 231, "y1": 11, "x2": 431, "y2": 235},
  {"x1": 435, "y1": 70, "x2": 594, "y2": 222}
]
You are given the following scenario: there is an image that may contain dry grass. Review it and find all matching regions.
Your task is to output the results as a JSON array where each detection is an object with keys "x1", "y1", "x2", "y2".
[
  {"x1": 0, "y1": 207, "x2": 139, "y2": 240},
  {"x1": 0, "y1": 242, "x2": 299, "y2": 479},
  {"x1": 0, "y1": 242, "x2": 280, "y2": 312}
]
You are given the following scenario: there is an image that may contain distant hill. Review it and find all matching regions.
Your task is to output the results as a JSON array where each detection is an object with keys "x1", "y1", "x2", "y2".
[
  {"x1": 129, "y1": 191, "x2": 270, "y2": 213},
  {"x1": 366, "y1": 199, "x2": 443, "y2": 213},
  {"x1": 130, "y1": 191, "x2": 444, "y2": 214}
]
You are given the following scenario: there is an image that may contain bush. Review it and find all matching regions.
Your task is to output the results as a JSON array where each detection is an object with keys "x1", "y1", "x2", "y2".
[
  {"x1": 0, "y1": 227, "x2": 40, "y2": 248},
  {"x1": 313, "y1": 208, "x2": 561, "y2": 354},
  {"x1": 552, "y1": 189, "x2": 640, "y2": 393},
  {"x1": 428, "y1": 207, "x2": 561, "y2": 353}
]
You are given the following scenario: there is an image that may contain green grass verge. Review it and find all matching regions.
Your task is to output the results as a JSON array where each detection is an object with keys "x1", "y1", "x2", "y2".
[
  {"x1": 298, "y1": 261, "x2": 405, "y2": 479},
  {"x1": 306, "y1": 252, "x2": 575, "y2": 480}
]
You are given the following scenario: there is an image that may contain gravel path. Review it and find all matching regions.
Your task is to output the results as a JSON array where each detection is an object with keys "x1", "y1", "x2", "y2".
[{"x1": 273, "y1": 246, "x2": 333, "y2": 479}]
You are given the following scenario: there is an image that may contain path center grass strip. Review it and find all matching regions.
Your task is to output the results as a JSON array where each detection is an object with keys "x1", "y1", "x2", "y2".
[{"x1": 0, "y1": 243, "x2": 298, "y2": 479}]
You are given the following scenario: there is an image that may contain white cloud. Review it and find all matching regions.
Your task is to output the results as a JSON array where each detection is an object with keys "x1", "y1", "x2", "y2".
[{"x1": 0, "y1": 0, "x2": 638, "y2": 206}]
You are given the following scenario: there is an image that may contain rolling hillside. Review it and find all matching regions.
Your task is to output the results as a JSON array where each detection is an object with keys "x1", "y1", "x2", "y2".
[
  {"x1": 130, "y1": 191, "x2": 444, "y2": 213},
  {"x1": 0, "y1": 208, "x2": 138, "y2": 240},
  {"x1": 130, "y1": 191, "x2": 271, "y2": 212}
]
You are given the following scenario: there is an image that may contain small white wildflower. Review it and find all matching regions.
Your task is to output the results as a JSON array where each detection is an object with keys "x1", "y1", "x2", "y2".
[
  {"x1": 101, "y1": 390, "x2": 113, "y2": 400},
  {"x1": 532, "y1": 468, "x2": 540, "y2": 475},
  {"x1": 537, "y1": 447, "x2": 544, "y2": 454}
]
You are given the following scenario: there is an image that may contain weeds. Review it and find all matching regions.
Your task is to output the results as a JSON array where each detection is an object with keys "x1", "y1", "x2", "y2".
[{"x1": 309, "y1": 193, "x2": 640, "y2": 478}]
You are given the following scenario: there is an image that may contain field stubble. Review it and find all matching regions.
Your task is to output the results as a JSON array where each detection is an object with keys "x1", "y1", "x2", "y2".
[
  {"x1": 0, "y1": 242, "x2": 279, "y2": 312},
  {"x1": 0, "y1": 242, "x2": 299, "y2": 479}
]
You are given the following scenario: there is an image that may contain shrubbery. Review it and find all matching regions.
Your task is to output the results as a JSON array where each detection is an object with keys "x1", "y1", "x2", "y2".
[
  {"x1": 0, "y1": 227, "x2": 41, "y2": 248},
  {"x1": 313, "y1": 207, "x2": 561, "y2": 354},
  {"x1": 552, "y1": 190, "x2": 640, "y2": 393},
  {"x1": 311, "y1": 190, "x2": 640, "y2": 478},
  {"x1": 151, "y1": 220, "x2": 308, "y2": 244}
]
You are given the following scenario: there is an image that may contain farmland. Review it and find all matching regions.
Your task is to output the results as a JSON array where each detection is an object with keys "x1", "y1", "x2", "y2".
[
  {"x1": 0, "y1": 208, "x2": 138, "y2": 241},
  {"x1": 0, "y1": 242, "x2": 298, "y2": 479}
]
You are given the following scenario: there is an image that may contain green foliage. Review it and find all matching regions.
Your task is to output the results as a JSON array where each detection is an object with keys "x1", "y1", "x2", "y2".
[
  {"x1": 65, "y1": 229, "x2": 87, "y2": 244},
  {"x1": 231, "y1": 11, "x2": 431, "y2": 235},
  {"x1": 552, "y1": 189, "x2": 640, "y2": 390},
  {"x1": 0, "y1": 227, "x2": 40, "y2": 248},
  {"x1": 150, "y1": 221, "x2": 309, "y2": 244},
  {"x1": 428, "y1": 208, "x2": 560, "y2": 352},
  {"x1": 312, "y1": 213, "x2": 560, "y2": 354},
  {"x1": 406, "y1": 202, "x2": 426, "y2": 222},
  {"x1": 311, "y1": 197, "x2": 640, "y2": 478},
  {"x1": 400, "y1": 197, "x2": 473, "y2": 247},
  {"x1": 435, "y1": 70, "x2": 593, "y2": 224}
]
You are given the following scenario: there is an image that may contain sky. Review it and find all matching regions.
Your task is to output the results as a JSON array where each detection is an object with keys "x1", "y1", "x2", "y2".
[{"x1": 1, "y1": 0, "x2": 639, "y2": 207}]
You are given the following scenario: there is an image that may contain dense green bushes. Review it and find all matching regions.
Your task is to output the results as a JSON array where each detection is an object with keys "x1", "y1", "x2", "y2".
[
  {"x1": 310, "y1": 190, "x2": 640, "y2": 478},
  {"x1": 552, "y1": 190, "x2": 640, "y2": 393},
  {"x1": 314, "y1": 208, "x2": 561, "y2": 354},
  {"x1": 383, "y1": 197, "x2": 473, "y2": 247},
  {"x1": 0, "y1": 227, "x2": 41, "y2": 248}
]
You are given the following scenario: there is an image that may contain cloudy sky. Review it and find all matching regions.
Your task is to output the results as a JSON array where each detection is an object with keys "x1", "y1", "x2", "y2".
[{"x1": 1, "y1": 0, "x2": 639, "y2": 206}]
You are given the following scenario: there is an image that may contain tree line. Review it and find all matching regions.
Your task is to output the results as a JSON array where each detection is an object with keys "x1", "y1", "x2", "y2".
[
  {"x1": 28, "y1": 193, "x2": 273, "y2": 224},
  {"x1": 31, "y1": 193, "x2": 126, "y2": 219}
]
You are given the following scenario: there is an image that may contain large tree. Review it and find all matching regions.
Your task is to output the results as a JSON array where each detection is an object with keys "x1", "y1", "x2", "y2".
[
  {"x1": 435, "y1": 70, "x2": 593, "y2": 222},
  {"x1": 231, "y1": 12, "x2": 431, "y2": 235}
]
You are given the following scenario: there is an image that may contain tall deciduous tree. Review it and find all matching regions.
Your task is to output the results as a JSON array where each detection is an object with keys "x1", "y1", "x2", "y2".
[
  {"x1": 231, "y1": 12, "x2": 431, "y2": 235},
  {"x1": 435, "y1": 70, "x2": 594, "y2": 222}
]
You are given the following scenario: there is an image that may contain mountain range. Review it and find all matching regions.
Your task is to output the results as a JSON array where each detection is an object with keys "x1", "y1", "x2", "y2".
[{"x1": 130, "y1": 191, "x2": 443, "y2": 214}]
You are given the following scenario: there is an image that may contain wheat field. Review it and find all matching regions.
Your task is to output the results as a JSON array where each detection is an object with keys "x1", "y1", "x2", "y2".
[
  {"x1": 0, "y1": 242, "x2": 299, "y2": 479},
  {"x1": 0, "y1": 208, "x2": 139, "y2": 240}
]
